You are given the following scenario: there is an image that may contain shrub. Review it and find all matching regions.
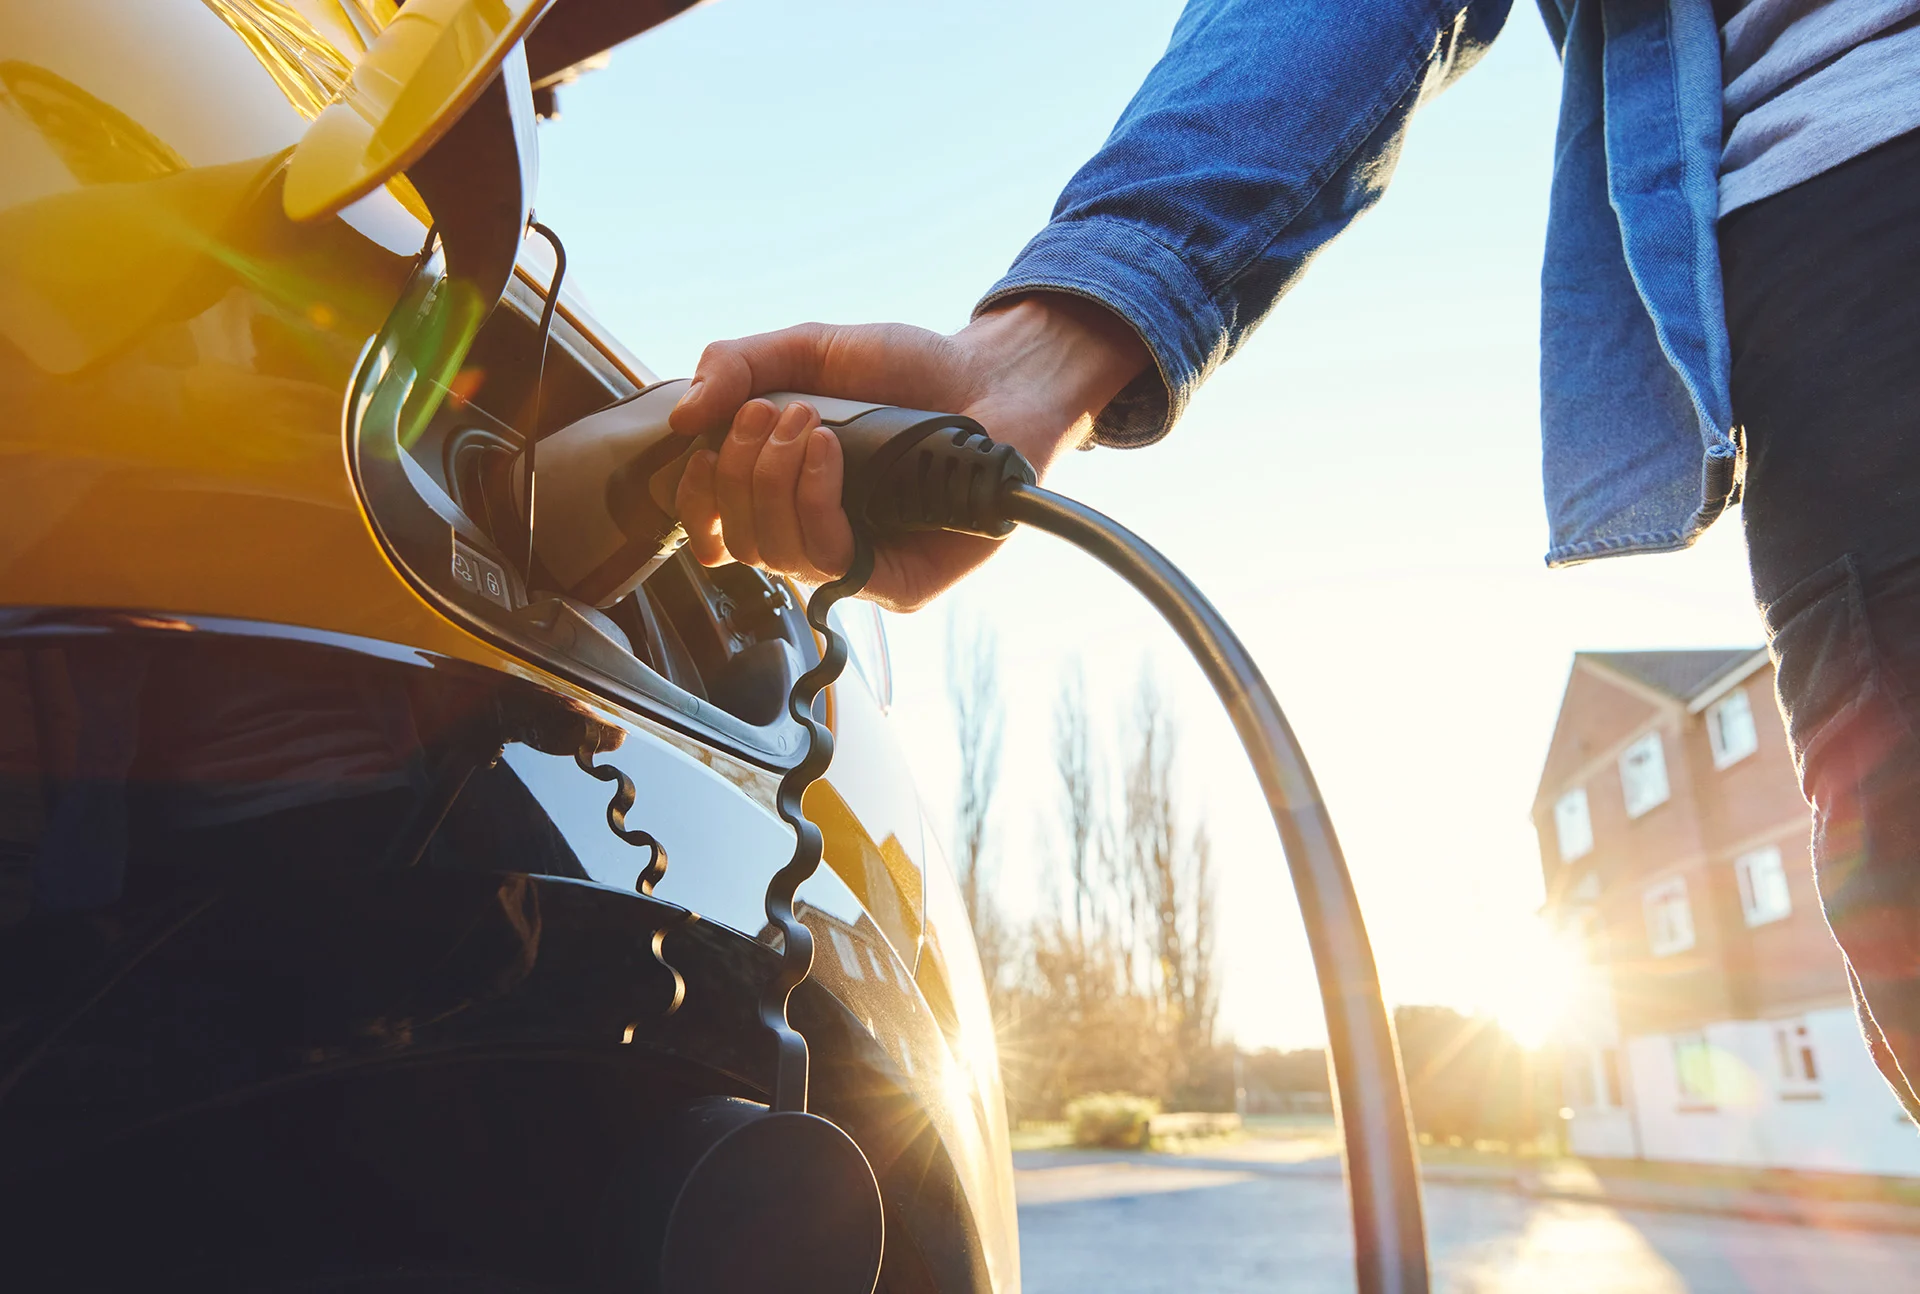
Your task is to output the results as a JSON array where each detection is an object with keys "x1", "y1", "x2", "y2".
[{"x1": 1066, "y1": 1092, "x2": 1160, "y2": 1149}]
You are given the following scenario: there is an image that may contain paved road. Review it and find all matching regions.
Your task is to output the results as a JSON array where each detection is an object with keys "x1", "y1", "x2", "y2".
[{"x1": 1015, "y1": 1151, "x2": 1920, "y2": 1293}]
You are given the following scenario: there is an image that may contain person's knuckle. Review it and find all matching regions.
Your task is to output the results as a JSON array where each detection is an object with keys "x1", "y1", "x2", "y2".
[
  {"x1": 715, "y1": 446, "x2": 757, "y2": 490},
  {"x1": 696, "y1": 337, "x2": 739, "y2": 366},
  {"x1": 751, "y1": 450, "x2": 794, "y2": 491},
  {"x1": 758, "y1": 323, "x2": 827, "y2": 378},
  {"x1": 797, "y1": 468, "x2": 833, "y2": 505}
]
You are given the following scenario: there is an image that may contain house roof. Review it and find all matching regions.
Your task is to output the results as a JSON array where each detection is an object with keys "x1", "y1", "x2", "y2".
[
  {"x1": 1577, "y1": 649, "x2": 1760, "y2": 702},
  {"x1": 1532, "y1": 647, "x2": 1768, "y2": 809}
]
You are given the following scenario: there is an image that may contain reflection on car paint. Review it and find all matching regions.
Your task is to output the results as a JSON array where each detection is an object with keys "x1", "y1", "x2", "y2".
[
  {"x1": 501, "y1": 738, "x2": 871, "y2": 939},
  {"x1": 0, "y1": 0, "x2": 1021, "y2": 1282}
]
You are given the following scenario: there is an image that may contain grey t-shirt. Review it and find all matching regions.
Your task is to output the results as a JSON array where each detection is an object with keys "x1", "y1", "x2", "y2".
[{"x1": 1719, "y1": 0, "x2": 1920, "y2": 215}]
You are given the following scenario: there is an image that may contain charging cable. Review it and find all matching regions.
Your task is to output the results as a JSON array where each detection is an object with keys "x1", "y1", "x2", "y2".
[{"x1": 763, "y1": 412, "x2": 1432, "y2": 1294}]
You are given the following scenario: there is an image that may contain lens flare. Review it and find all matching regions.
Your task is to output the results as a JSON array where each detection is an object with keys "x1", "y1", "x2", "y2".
[{"x1": 1491, "y1": 918, "x2": 1588, "y2": 1049}]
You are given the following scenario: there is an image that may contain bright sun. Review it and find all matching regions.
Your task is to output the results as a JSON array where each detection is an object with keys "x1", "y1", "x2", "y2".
[{"x1": 1489, "y1": 920, "x2": 1589, "y2": 1050}]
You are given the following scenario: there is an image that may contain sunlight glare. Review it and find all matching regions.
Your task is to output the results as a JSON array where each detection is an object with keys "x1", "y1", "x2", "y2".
[{"x1": 1489, "y1": 918, "x2": 1587, "y2": 1050}]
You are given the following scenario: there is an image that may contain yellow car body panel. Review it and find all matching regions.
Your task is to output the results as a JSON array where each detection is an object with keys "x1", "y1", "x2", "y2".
[
  {"x1": 0, "y1": 2, "x2": 1016, "y2": 1287},
  {"x1": 282, "y1": 0, "x2": 550, "y2": 221}
]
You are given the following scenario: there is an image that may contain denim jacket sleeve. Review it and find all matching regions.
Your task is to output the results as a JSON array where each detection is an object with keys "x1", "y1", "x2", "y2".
[{"x1": 978, "y1": 0, "x2": 1514, "y2": 446}]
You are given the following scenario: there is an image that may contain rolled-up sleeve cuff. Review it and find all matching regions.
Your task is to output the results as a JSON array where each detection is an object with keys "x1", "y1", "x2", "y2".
[{"x1": 973, "y1": 217, "x2": 1223, "y2": 449}]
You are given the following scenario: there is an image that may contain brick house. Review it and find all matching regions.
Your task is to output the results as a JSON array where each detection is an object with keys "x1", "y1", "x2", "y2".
[{"x1": 1534, "y1": 650, "x2": 1920, "y2": 1174}]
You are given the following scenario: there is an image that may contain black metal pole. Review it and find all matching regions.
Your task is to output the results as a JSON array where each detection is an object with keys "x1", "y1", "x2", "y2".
[{"x1": 1000, "y1": 481, "x2": 1430, "y2": 1294}]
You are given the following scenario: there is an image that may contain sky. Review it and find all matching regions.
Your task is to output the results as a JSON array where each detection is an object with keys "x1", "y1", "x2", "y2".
[{"x1": 533, "y1": 0, "x2": 1768, "y2": 1050}]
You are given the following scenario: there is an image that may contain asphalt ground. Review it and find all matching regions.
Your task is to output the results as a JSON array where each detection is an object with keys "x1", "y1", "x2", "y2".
[{"x1": 1015, "y1": 1151, "x2": 1920, "y2": 1293}]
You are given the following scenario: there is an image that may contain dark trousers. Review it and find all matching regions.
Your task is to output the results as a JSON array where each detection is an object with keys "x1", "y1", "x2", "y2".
[{"x1": 1723, "y1": 127, "x2": 1920, "y2": 1118}]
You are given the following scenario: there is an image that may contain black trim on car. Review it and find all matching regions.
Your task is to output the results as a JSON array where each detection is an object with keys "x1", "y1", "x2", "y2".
[{"x1": 345, "y1": 254, "x2": 811, "y2": 769}]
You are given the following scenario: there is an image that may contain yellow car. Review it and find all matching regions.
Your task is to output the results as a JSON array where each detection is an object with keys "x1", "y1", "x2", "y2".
[{"x1": 0, "y1": 2, "x2": 1015, "y2": 1288}]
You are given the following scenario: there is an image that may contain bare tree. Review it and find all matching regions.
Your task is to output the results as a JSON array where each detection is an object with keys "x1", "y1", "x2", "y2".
[
  {"x1": 1052, "y1": 663, "x2": 1099, "y2": 946},
  {"x1": 1010, "y1": 917, "x2": 1173, "y2": 1117},
  {"x1": 947, "y1": 613, "x2": 1007, "y2": 992},
  {"x1": 1185, "y1": 825, "x2": 1219, "y2": 1051},
  {"x1": 1000, "y1": 661, "x2": 1223, "y2": 1117},
  {"x1": 1120, "y1": 675, "x2": 1219, "y2": 1056},
  {"x1": 1123, "y1": 676, "x2": 1184, "y2": 1026}
]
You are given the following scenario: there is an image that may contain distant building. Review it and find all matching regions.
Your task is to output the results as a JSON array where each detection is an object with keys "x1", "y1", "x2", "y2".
[{"x1": 1534, "y1": 650, "x2": 1920, "y2": 1175}]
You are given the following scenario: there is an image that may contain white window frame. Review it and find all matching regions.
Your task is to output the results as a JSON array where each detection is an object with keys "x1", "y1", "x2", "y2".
[
  {"x1": 1619, "y1": 732, "x2": 1671, "y2": 819},
  {"x1": 1707, "y1": 687, "x2": 1760, "y2": 769},
  {"x1": 1735, "y1": 845, "x2": 1793, "y2": 927},
  {"x1": 827, "y1": 925, "x2": 865, "y2": 981},
  {"x1": 1644, "y1": 876, "x2": 1695, "y2": 957},
  {"x1": 1673, "y1": 1032, "x2": 1716, "y2": 1107},
  {"x1": 1554, "y1": 787, "x2": 1593, "y2": 862},
  {"x1": 1565, "y1": 1047, "x2": 1624, "y2": 1110},
  {"x1": 1773, "y1": 1018, "x2": 1821, "y2": 1099}
]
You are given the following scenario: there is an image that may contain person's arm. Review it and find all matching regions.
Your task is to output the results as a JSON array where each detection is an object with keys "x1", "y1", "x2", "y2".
[{"x1": 670, "y1": 0, "x2": 1514, "y2": 609}]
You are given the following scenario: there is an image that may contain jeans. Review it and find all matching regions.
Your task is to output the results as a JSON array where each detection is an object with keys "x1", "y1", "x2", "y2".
[{"x1": 1723, "y1": 127, "x2": 1920, "y2": 1118}]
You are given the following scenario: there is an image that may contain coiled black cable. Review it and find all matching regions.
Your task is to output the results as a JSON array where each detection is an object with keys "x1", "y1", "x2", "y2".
[
  {"x1": 574, "y1": 744, "x2": 685, "y2": 1016},
  {"x1": 759, "y1": 531, "x2": 877, "y2": 1114}
]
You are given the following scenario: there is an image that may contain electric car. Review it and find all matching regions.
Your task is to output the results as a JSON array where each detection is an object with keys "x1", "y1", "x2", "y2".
[{"x1": 0, "y1": 1, "x2": 1017, "y2": 1288}]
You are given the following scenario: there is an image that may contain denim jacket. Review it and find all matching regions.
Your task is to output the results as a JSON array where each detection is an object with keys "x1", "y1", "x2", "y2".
[{"x1": 978, "y1": 0, "x2": 1735, "y2": 567}]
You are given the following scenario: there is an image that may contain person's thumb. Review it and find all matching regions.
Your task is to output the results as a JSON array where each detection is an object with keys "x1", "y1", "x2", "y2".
[{"x1": 669, "y1": 322, "x2": 838, "y2": 439}]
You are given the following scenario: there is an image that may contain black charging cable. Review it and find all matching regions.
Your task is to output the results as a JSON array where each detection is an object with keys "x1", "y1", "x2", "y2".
[
  {"x1": 519, "y1": 221, "x2": 567, "y2": 586},
  {"x1": 998, "y1": 482, "x2": 1428, "y2": 1294},
  {"x1": 771, "y1": 417, "x2": 1431, "y2": 1294},
  {"x1": 762, "y1": 533, "x2": 877, "y2": 1114}
]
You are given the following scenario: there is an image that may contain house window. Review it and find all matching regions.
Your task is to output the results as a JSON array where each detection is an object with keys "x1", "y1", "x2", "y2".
[
  {"x1": 1555, "y1": 787, "x2": 1593, "y2": 862},
  {"x1": 1568, "y1": 1048, "x2": 1623, "y2": 1109},
  {"x1": 1674, "y1": 1032, "x2": 1716, "y2": 1106},
  {"x1": 1774, "y1": 1019, "x2": 1820, "y2": 1099},
  {"x1": 1735, "y1": 845, "x2": 1793, "y2": 927},
  {"x1": 1707, "y1": 687, "x2": 1760, "y2": 769},
  {"x1": 1619, "y1": 732, "x2": 1670, "y2": 818},
  {"x1": 1644, "y1": 876, "x2": 1695, "y2": 957}
]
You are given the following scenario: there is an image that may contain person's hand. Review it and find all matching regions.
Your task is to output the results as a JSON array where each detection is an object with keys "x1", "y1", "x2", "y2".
[{"x1": 664, "y1": 294, "x2": 1150, "y2": 611}]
